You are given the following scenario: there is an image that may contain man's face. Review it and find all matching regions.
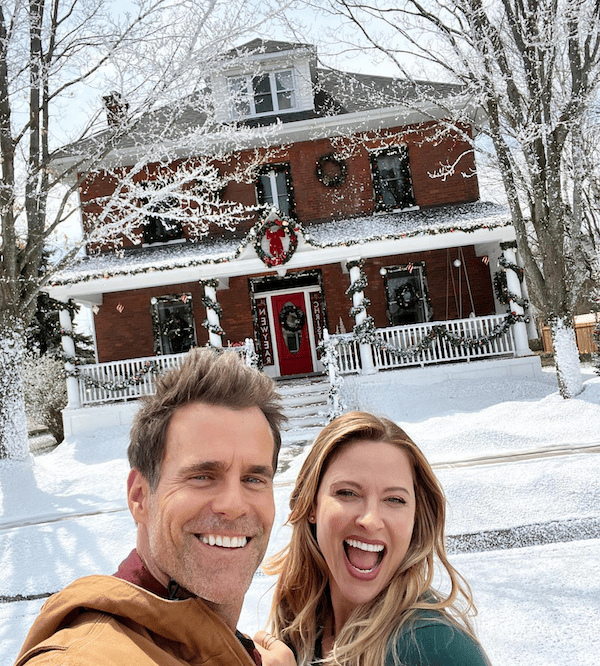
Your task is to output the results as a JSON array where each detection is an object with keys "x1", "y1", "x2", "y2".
[{"x1": 129, "y1": 402, "x2": 276, "y2": 614}]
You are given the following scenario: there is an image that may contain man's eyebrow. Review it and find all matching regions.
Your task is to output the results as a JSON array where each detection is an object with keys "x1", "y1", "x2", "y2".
[
  {"x1": 246, "y1": 464, "x2": 275, "y2": 479},
  {"x1": 179, "y1": 461, "x2": 226, "y2": 476},
  {"x1": 179, "y1": 461, "x2": 274, "y2": 478}
]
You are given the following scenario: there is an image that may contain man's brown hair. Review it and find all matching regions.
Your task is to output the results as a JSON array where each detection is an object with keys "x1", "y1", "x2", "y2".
[{"x1": 128, "y1": 348, "x2": 285, "y2": 490}]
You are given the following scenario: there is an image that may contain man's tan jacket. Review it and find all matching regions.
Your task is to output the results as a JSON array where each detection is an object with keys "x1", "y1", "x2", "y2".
[{"x1": 14, "y1": 575, "x2": 258, "y2": 666}]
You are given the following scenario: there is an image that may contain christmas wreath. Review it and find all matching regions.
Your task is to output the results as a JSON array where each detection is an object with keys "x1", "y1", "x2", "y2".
[
  {"x1": 254, "y1": 216, "x2": 299, "y2": 267},
  {"x1": 278, "y1": 303, "x2": 306, "y2": 332},
  {"x1": 395, "y1": 283, "x2": 419, "y2": 309},
  {"x1": 316, "y1": 153, "x2": 347, "y2": 187}
]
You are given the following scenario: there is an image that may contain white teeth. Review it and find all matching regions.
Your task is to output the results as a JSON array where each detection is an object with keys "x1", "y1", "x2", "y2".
[
  {"x1": 200, "y1": 534, "x2": 248, "y2": 548},
  {"x1": 345, "y1": 539, "x2": 384, "y2": 553}
]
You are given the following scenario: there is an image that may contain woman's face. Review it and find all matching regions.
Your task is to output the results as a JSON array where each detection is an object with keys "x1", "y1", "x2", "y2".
[{"x1": 313, "y1": 439, "x2": 416, "y2": 625}]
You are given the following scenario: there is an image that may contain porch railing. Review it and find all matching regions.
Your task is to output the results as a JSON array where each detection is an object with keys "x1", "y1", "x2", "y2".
[
  {"x1": 73, "y1": 315, "x2": 515, "y2": 407},
  {"x1": 74, "y1": 342, "x2": 257, "y2": 407},
  {"x1": 333, "y1": 314, "x2": 516, "y2": 374},
  {"x1": 75, "y1": 352, "x2": 187, "y2": 406}
]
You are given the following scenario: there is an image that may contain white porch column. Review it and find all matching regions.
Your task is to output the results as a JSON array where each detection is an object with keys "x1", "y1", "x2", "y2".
[
  {"x1": 59, "y1": 306, "x2": 81, "y2": 409},
  {"x1": 201, "y1": 279, "x2": 223, "y2": 348},
  {"x1": 502, "y1": 245, "x2": 530, "y2": 356},
  {"x1": 515, "y1": 250, "x2": 539, "y2": 340},
  {"x1": 348, "y1": 260, "x2": 376, "y2": 374}
]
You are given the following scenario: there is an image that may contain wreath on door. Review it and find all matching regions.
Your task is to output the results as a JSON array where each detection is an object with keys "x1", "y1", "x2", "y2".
[
  {"x1": 395, "y1": 283, "x2": 419, "y2": 309},
  {"x1": 279, "y1": 303, "x2": 306, "y2": 332}
]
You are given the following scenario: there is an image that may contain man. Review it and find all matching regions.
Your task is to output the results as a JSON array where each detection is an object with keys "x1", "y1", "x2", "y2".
[{"x1": 14, "y1": 348, "x2": 291, "y2": 666}]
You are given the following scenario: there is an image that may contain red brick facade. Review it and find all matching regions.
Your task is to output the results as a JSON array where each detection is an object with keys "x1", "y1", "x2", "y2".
[
  {"x1": 80, "y1": 121, "x2": 479, "y2": 252},
  {"x1": 93, "y1": 245, "x2": 494, "y2": 363}
]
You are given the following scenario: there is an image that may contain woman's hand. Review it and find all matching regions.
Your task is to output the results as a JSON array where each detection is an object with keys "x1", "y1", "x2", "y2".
[{"x1": 253, "y1": 630, "x2": 297, "y2": 666}]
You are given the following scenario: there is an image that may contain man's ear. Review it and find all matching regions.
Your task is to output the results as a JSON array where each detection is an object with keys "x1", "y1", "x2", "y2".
[{"x1": 127, "y1": 468, "x2": 150, "y2": 525}]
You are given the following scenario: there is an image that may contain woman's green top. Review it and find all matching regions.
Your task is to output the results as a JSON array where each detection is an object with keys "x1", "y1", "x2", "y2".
[{"x1": 386, "y1": 612, "x2": 492, "y2": 666}]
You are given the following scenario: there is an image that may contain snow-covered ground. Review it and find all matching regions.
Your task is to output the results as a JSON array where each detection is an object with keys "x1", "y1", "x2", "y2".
[{"x1": 1, "y1": 364, "x2": 599, "y2": 665}]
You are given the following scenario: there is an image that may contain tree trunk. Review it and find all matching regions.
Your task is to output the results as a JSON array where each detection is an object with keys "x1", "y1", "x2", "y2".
[
  {"x1": 0, "y1": 325, "x2": 29, "y2": 459},
  {"x1": 549, "y1": 315, "x2": 584, "y2": 399}
]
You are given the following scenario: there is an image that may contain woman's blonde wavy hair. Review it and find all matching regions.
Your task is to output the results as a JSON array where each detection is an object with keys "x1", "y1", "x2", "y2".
[{"x1": 264, "y1": 411, "x2": 477, "y2": 666}]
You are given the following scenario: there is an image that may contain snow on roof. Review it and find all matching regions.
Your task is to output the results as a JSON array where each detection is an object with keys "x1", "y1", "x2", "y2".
[{"x1": 49, "y1": 201, "x2": 511, "y2": 286}]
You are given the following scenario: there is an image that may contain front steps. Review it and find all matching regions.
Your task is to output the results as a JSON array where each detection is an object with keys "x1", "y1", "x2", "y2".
[{"x1": 276, "y1": 375, "x2": 330, "y2": 446}]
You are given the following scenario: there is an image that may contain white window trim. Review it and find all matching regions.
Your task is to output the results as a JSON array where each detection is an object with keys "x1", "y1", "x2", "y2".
[{"x1": 228, "y1": 68, "x2": 298, "y2": 118}]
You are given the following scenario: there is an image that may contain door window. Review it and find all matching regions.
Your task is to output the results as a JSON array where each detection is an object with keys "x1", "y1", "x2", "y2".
[{"x1": 278, "y1": 302, "x2": 306, "y2": 354}]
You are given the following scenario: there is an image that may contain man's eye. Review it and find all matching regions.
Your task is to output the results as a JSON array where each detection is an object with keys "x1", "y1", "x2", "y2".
[{"x1": 244, "y1": 476, "x2": 266, "y2": 485}]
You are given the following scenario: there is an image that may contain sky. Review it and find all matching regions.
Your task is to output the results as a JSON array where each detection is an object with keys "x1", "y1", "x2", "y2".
[{"x1": 1, "y1": 360, "x2": 599, "y2": 665}]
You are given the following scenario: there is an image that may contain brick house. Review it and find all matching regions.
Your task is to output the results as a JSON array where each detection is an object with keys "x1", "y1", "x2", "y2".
[{"x1": 47, "y1": 39, "x2": 538, "y2": 429}]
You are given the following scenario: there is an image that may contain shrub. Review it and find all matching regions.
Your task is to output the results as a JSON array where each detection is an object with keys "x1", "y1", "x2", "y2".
[{"x1": 23, "y1": 353, "x2": 67, "y2": 444}]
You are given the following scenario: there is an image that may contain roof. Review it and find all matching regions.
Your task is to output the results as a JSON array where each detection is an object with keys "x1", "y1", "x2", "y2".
[
  {"x1": 48, "y1": 201, "x2": 511, "y2": 288},
  {"x1": 55, "y1": 40, "x2": 464, "y2": 158}
]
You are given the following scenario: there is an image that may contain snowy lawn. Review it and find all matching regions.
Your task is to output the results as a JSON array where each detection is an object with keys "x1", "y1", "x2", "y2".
[{"x1": 1, "y1": 364, "x2": 599, "y2": 665}]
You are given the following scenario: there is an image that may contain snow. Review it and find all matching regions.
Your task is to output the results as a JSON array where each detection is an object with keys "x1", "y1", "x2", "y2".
[
  {"x1": 50, "y1": 200, "x2": 511, "y2": 286},
  {"x1": 1, "y1": 365, "x2": 599, "y2": 665}
]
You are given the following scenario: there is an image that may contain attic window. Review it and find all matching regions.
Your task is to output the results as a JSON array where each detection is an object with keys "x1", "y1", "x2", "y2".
[{"x1": 229, "y1": 69, "x2": 297, "y2": 118}]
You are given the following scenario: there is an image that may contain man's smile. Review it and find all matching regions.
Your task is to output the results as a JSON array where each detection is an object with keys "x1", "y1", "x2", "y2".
[{"x1": 197, "y1": 534, "x2": 249, "y2": 548}]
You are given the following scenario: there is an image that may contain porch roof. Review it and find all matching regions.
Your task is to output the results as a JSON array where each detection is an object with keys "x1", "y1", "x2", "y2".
[{"x1": 46, "y1": 201, "x2": 515, "y2": 303}]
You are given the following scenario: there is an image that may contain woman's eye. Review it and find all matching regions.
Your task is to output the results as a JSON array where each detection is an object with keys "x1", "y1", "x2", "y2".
[
  {"x1": 386, "y1": 496, "x2": 406, "y2": 505},
  {"x1": 336, "y1": 489, "x2": 356, "y2": 498}
]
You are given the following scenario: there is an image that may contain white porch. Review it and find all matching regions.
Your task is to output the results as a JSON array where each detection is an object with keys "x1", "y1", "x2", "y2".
[{"x1": 61, "y1": 314, "x2": 541, "y2": 437}]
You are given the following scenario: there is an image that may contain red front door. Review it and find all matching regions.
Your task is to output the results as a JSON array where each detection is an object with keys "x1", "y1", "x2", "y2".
[{"x1": 272, "y1": 292, "x2": 314, "y2": 376}]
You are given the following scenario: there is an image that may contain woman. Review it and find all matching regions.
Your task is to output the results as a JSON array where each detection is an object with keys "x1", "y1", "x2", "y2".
[{"x1": 255, "y1": 411, "x2": 491, "y2": 666}]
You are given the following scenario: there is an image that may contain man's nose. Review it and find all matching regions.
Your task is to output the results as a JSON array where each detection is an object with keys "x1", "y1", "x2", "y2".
[{"x1": 210, "y1": 479, "x2": 248, "y2": 520}]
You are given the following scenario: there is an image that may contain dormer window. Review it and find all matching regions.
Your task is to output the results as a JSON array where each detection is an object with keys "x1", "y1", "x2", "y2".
[{"x1": 229, "y1": 69, "x2": 297, "y2": 118}]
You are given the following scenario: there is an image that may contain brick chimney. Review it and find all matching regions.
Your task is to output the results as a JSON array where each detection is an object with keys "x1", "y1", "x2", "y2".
[{"x1": 103, "y1": 91, "x2": 129, "y2": 126}]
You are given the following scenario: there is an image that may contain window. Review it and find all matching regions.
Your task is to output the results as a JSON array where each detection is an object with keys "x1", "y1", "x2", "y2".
[
  {"x1": 228, "y1": 69, "x2": 297, "y2": 118},
  {"x1": 151, "y1": 294, "x2": 197, "y2": 355},
  {"x1": 371, "y1": 147, "x2": 415, "y2": 212},
  {"x1": 256, "y1": 164, "x2": 294, "y2": 217},
  {"x1": 140, "y1": 186, "x2": 184, "y2": 245},
  {"x1": 382, "y1": 263, "x2": 431, "y2": 326}
]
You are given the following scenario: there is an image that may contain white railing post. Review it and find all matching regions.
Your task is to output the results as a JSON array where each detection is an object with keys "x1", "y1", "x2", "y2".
[
  {"x1": 59, "y1": 306, "x2": 81, "y2": 409},
  {"x1": 201, "y1": 279, "x2": 223, "y2": 348},
  {"x1": 242, "y1": 338, "x2": 259, "y2": 368},
  {"x1": 502, "y1": 245, "x2": 530, "y2": 356},
  {"x1": 348, "y1": 261, "x2": 377, "y2": 375},
  {"x1": 322, "y1": 329, "x2": 344, "y2": 420}
]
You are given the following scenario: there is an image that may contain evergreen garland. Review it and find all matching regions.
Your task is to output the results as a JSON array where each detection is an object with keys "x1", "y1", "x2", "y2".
[
  {"x1": 346, "y1": 261, "x2": 529, "y2": 361},
  {"x1": 65, "y1": 360, "x2": 158, "y2": 390},
  {"x1": 493, "y1": 270, "x2": 529, "y2": 308},
  {"x1": 498, "y1": 255, "x2": 524, "y2": 281},
  {"x1": 201, "y1": 296, "x2": 223, "y2": 318},
  {"x1": 50, "y1": 214, "x2": 512, "y2": 288}
]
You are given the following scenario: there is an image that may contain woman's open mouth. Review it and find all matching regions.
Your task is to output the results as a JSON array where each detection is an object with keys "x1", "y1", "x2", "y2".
[{"x1": 343, "y1": 538, "x2": 385, "y2": 574}]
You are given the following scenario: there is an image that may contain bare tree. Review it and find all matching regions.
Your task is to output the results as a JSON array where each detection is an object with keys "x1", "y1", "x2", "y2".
[
  {"x1": 307, "y1": 0, "x2": 600, "y2": 397},
  {"x1": 0, "y1": 0, "x2": 291, "y2": 459}
]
